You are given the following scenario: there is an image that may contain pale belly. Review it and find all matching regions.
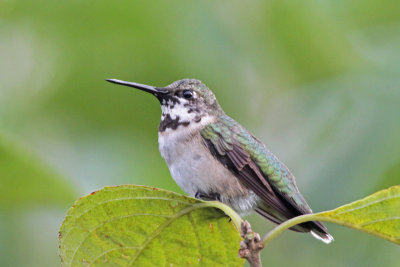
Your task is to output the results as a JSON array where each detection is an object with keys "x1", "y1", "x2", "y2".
[{"x1": 158, "y1": 130, "x2": 259, "y2": 214}]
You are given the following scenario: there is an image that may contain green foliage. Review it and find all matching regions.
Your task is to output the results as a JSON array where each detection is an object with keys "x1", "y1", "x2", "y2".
[
  {"x1": 59, "y1": 185, "x2": 244, "y2": 267},
  {"x1": 60, "y1": 185, "x2": 400, "y2": 267},
  {"x1": 263, "y1": 186, "x2": 400, "y2": 247},
  {"x1": 0, "y1": 135, "x2": 76, "y2": 210},
  {"x1": 316, "y1": 185, "x2": 400, "y2": 244},
  {"x1": 2, "y1": 0, "x2": 400, "y2": 266},
  {"x1": 0, "y1": 134, "x2": 76, "y2": 267}
]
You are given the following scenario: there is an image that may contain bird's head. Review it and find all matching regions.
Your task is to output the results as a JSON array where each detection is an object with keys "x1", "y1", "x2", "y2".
[{"x1": 106, "y1": 78, "x2": 223, "y2": 132}]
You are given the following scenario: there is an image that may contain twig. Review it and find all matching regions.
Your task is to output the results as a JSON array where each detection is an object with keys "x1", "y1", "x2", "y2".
[{"x1": 239, "y1": 220, "x2": 264, "y2": 267}]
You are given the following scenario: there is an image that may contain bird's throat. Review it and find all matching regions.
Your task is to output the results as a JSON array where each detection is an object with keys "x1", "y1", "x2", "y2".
[
  {"x1": 159, "y1": 96, "x2": 205, "y2": 133},
  {"x1": 159, "y1": 114, "x2": 190, "y2": 132}
]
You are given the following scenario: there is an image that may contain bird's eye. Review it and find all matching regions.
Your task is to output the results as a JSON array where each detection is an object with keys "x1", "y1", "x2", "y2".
[{"x1": 182, "y1": 90, "x2": 193, "y2": 99}]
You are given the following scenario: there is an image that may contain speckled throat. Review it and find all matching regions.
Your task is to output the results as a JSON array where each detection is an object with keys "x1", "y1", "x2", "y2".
[{"x1": 158, "y1": 94, "x2": 203, "y2": 133}]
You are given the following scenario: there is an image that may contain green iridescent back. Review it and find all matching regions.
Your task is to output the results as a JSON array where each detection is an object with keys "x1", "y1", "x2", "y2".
[{"x1": 201, "y1": 114, "x2": 312, "y2": 214}]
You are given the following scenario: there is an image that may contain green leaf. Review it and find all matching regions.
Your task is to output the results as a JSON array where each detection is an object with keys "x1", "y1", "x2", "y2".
[
  {"x1": 263, "y1": 186, "x2": 400, "y2": 246},
  {"x1": 59, "y1": 185, "x2": 244, "y2": 267},
  {"x1": 316, "y1": 185, "x2": 400, "y2": 244},
  {"x1": 0, "y1": 135, "x2": 76, "y2": 210}
]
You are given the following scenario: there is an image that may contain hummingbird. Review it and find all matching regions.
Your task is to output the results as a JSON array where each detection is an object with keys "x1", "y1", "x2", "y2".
[{"x1": 106, "y1": 78, "x2": 333, "y2": 243}]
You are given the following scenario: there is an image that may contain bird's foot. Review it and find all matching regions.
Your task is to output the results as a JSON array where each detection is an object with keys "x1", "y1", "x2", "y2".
[
  {"x1": 239, "y1": 220, "x2": 263, "y2": 267},
  {"x1": 195, "y1": 191, "x2": 231, "y2": 220},
  {"x1": 195, "y1": 191, "x2": 221, "y2": 202}
]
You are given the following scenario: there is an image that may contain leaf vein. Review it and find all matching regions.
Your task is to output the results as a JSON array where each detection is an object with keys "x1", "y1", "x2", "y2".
[
  {"x1": 359, "y1": 216, "x2": 400, "y2": 227},
  {"x1": 334, "y1": 194, "x2": 400, "y2": 216},
  {"x1": 62, "y1": 196, "x2": 193, "y2": 241},
  {"x1": 217, "y1": 218, "x2": 230, "y2": 265},
  {"x1": 188, "y1": 213, "x2": 202, "y2": 267},
  {"x1": 68, "y1": 213, "x2": 171, "y2": 266},
  {"x1": 127, "y1": 203, "x2": 212, "y2": 267},
  {"x1": 87, "y1": 246, "x2": 140, "y2": 266}
]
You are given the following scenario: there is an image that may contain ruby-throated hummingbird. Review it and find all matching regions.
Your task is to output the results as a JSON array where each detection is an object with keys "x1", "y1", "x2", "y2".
[{"x1": 106, "y1": 78, "x2": 333, "y2": 243}]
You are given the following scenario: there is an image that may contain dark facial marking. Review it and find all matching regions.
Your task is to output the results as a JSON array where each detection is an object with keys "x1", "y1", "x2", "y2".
[
  {"x1": 158, "y1": 95, "x2": 180, "y2": 105},
  {"x1": 159, "y1": 114, "x2": 190, "y2": 132},
  {"x1": 185, "y1": 102, "x2": 201, "y2": 114}
]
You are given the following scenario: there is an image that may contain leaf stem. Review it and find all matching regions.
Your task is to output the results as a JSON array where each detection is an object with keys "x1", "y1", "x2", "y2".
[
  {"x1": 262, "y1": 213, "x2": 320, "y2": 247},
  {"x1": 205, "y1": 201, "x2": 243, "y2": 231}
]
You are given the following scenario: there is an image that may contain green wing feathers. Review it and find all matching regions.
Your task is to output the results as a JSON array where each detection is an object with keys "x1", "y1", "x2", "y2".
[
  {"x1": 201, "y1": 116, "x2": 311, "y2": 214},
  {"x1": 201, "y1": 115, "x2": 331, "y2": 240}
]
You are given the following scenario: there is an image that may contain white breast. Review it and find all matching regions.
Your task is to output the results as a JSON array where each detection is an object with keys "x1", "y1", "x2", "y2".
[
  {"x1": 158, "y1": 116, "x2": 216, "y2": 196},
  {"x1": 158, "y1": 116, "x2": 259, "y2": 214}
]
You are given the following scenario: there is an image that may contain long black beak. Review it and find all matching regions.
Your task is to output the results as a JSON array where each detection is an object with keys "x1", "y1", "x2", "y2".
[{"x1": 105, "y1": 79, "x2": 168, "y2": 95}]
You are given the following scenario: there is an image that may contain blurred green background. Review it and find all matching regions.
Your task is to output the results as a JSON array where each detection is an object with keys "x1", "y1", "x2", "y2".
[{"x1": 1, "y1": 0, "x2": 399, "y2": 266}]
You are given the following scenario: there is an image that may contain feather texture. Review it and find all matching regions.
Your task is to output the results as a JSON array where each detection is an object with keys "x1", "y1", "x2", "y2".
[{"x1": 201, "y1": 114, "x2": 331, "y2": 238}]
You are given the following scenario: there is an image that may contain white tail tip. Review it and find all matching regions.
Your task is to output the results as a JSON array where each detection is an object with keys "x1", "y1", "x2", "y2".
[{"x1": 311, "y1": 231, "x2": 334, "y2": 244}]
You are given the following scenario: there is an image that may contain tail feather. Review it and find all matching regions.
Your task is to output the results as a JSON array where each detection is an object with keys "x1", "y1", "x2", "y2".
[
  {"x1": 307, "y1": 220, "x2": 334, "y2": 244},
  {"x1": 311, "y1": 230, "x2": 334, "y2": 244}
]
